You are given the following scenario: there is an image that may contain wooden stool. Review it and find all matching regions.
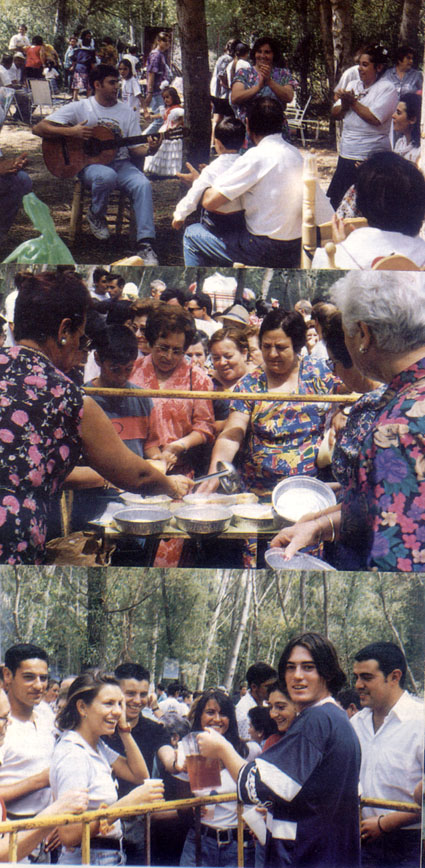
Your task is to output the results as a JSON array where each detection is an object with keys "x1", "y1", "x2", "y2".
[{"x1": 69, "y1": 180, "x2": 136, "y2": 244}]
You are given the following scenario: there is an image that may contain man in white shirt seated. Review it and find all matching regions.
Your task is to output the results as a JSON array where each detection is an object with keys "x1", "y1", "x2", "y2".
[
  {"x1": 351, "y1": 641, "x2": 422, "y2": 868},
  {"x1": 183, "y1": 96, "x2": 333, "y2": 267},
  {"x1": 313, "y1": 151, "x2": 425, "y2": 269}
]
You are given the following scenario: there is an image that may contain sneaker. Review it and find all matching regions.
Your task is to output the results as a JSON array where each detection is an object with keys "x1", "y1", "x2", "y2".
[
  {"x1": 87, "y1": 209, "x2": 110, "y2": 240},
  {"x1": 136, "y1": 242, "x2": 159, "y2": 265}
]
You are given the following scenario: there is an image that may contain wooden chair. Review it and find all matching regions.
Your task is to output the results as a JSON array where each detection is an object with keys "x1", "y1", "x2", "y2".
[
  {"x1": 69, "y1": 179, "x2": 136, "y2": 244},
  {"x1": 372, "y1": 254, "x2": 422, "y2": 271},
  {"x1": 301, "y1": 155, "x2": 368, "y2": 268}
]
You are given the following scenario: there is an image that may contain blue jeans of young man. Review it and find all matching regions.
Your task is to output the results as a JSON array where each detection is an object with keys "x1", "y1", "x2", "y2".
[
  {"x1": 183, "y1": 222, "x2": 301, "y2": 267},
  {"x1": 80, "y1": 157, "x2": 155, "y2": 241},
  {"x1": 180, "y1": 827, "x2": 255, "y2": 868},
  {"x1": 144, "y1": 92, "x2": 165, "y2": 135},
  {"x1": 59, "y1": 846, "x2": 124, "y2": 865},
  {"x1": 0, "y1": 170, "x2": 33, "y2": 243}
]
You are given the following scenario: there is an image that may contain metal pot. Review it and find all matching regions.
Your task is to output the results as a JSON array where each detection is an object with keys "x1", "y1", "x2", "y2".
[
  {"x1": 271, "y1": 476, "x2": 337, "y2": 526},
  {"x1": 231, "y1": 504, "x2": 278, "y2": 531},
  {"x1": 113, "y1": 506, "x2": 171, "y2": 536},
  {"x1": 173, "y1": 505, "x2": 232, "y2": 536}
]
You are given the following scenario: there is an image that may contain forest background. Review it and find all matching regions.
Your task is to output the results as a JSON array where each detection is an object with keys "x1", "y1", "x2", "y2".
[{"x1": 0, "y1": 567, "x2": 423, "y2": 700}]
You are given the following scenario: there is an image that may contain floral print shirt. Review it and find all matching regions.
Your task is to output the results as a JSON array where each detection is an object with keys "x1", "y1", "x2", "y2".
[
  {"x1": 340, "y1": 357, "x2": 425, "y2": 571},
  {"x1": 0, "y1": 346, "x2": 83, "y2": 564},
  {"x1": 232, "y1": 65, "x2": 298, "y2": 143},
  {"x1": 230, "y1": 356, "x2": 335, "y2": 496}
]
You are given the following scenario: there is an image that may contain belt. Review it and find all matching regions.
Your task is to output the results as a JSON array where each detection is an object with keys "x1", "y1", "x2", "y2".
[
  {"x1": 91, "y1": 837, "x2": 121, "y2": 851},
  {"x1": 201, "y1": 825, "x2": 251, "y2": 846}
]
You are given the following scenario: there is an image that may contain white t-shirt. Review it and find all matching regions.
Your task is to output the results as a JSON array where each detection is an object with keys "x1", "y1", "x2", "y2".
[
  {"x1": 312, "y1": 226, "x2": 425, "y2": 269},
  {"x1": 339, "y1": 78, "x2": 398, "y2": 160},
  {"x1": 48, "y1": 96, "x2": 142, "y2": 160},
  {"x1": 335, "y1": 64, "x2": 360, "y2": 92},
  {"x1": 214, "y1": 133, "x2": 334, "y2": 240},
  {"x1": 173, "y1": 153, "x2": 244, "y2": 221},
  {"x1": 0, "y1": 711, "x2": 55, "y2": 815},
  {"x1": 120, "y1": 77, "x2": 142, "y2": 111}
]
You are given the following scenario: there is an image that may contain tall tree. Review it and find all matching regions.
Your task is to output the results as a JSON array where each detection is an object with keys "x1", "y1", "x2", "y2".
[
  {"x1": 399, "y1": 0, "x2": 422, "y2": 46},
  {"x1": 176, "y1": 0, "x2": 211, "y2": 166},
  {"x1": 330, "y1": 0, "x2": 352, "y2": 82}
]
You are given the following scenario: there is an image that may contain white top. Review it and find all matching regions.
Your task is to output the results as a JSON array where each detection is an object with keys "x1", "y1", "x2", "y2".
[
  {"x1": 0, "y1": 711, "x2": 55, "y2": 815},
  {"x1": 394, "y1": 135, "x2": 420, "y2": 164},
  {"x1": 339, "y1": 78, "x2": 398, "y2": 159},
  {"x1": 214, "y1": 134, "x2": 334, "y2": 240},
  {"x1": 335, "y1": 64, "x2": 360, "y2": 91},
  {"x1": 312, "y1": 226, "x2": 425, "y2": 270},
  {"x1": 235, "y1": 691, "x2": 257, "y2": 740},
  {"x1": 3, "y1": 288, "x2": 17, "y2": 347},
  {"x1": 120, "y1": 77, "x2": 142, "y2": 111},
  {"x1": 351, "y1": 691, "x2": 423, "y2": 827},
  {"x1": 194, "y1": 317, "x2": 220, "y2": 337},
  {"x1": 225, "y1": 58, "x2": 251, "y2": 88},
  {"x1": 50, "y1": 730, "x2": 121, "y2": 838},
  {"x1": 48, "y1": 96, "x2": 142, "y2": 160},
  {"x1": 8, "y1": 34, "x2": 30, "y2": 51},
  {"x1": 0, "y1": 65, "x2": 13, "y2": 86},
  {"x1": 173, "y1": 153, "x2": 244, "y2": 221}
]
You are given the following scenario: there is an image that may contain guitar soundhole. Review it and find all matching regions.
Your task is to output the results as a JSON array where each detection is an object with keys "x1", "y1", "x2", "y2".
[{"x1": 84, "y1": 139, "x2": 104, "y2": 157}]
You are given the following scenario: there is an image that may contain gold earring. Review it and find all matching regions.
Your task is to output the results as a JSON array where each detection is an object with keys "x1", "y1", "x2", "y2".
[{"x1": 60, "y1": 338, "x2": 67, "y2": 346}]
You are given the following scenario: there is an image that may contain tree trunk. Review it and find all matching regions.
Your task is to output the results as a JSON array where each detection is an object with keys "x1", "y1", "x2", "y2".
[
  {"x1": 319, "y1": 0, "x2": 335, "y2": 96},
  {"x1": 330, "y1": 0, "x2": 352, "y2": 84},
  {"x1": 377, "y1": 579, "x2": 418, "y2": 693},
  {"x1": 399, "y1": 0, "x2": 422, "y2": 46},
  {"x1": 160, "y1": 571, "x2": 175, "y2": 657},
  {"x1": 84, "y1": 568, "x2": 107, "y2": 667},
  {"x1": 176, "y1": 0, "x2": 211, "y2": 166},
  {"x1": 54, "y1": 0, "x2": 70, "y2": 55},
  {"x1": 223, "y1": 571, "x2": 252, "y2": 691},
  {"x1": 197, "y1": 571, "x2": 230, "y2": 690}
]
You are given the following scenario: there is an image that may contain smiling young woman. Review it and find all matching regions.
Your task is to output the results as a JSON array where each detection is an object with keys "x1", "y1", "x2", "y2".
[{"x1": 50, "y1": 670, "x2": 164, "y2": 865}]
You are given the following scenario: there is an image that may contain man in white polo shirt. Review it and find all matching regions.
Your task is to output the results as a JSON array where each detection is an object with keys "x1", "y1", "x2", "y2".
[
  {"x1": 0, "y1": 643, "x2": 55, "y2": 836},
  {"x1": 183, "y1": 97, "x2": 333, "y2": 267},
  {"x1": 351, "y1": 641, "x2": 422, "y2": 868}
]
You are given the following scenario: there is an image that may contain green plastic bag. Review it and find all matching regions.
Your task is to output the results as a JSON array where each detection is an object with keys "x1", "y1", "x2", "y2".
[{"x1": 3, "y1": 192, "x2": 75, "y2": 264}]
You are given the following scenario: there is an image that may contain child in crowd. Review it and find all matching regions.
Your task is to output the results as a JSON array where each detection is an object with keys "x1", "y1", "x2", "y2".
[
  {"x1": 118, "y1": 58, "x2": 143, "y2": 111},
  {"x1": 172, "y1": 115, "x2": 246, "y2": 235},
  {"x1": 43, "y1": 59, "x2": 60, "y2": 93},
  {"x1": 144, "y1": 85, "x2": 184, "y2": 177}
]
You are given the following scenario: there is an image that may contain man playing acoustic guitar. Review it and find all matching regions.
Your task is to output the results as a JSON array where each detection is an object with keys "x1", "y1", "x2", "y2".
[{"x1": 33, "y1": 64, "x2": 160, "y2": 264}]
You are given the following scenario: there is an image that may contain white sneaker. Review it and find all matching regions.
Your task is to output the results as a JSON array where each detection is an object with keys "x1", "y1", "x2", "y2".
[
  {"x1": 136, "y1": 242, "x2": 159, "y2": 265},
  {"x1": 87, "y1": 209, "x2": 110, "y2": 240}
]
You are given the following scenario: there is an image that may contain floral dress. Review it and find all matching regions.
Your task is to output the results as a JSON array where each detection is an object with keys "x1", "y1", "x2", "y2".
[
  {"x1": 230, "y1": 356, "x2": 335, "y2": 497},
  {"x1": 340, "y1": 357, "x2": 425, "y2": 572},
  {"x1": 232, "y1": 65, "x2": 298, "y2": 143},
  {"x1": 0, "y1": 346, "x2": 83, "y2": 564}
]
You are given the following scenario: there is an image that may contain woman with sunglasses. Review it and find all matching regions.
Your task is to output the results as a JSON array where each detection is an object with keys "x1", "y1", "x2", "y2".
[{"x1": 0, "y1": 272, "x2": 193, "y2": 564}]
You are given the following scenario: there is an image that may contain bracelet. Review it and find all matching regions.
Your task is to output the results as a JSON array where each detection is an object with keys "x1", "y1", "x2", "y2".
[
  {"x1": 317, "y1": 514, "x2": 335, "y2": 544},
  {"x1": 377, "y1": 815, "x2": 389, "y2": 834}
]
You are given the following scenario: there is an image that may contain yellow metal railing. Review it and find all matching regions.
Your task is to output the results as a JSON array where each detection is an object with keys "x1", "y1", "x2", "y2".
[
  {"x1": 85, "y1": 386, "x2": 360, "y2": 404},
  {"x1": 0, "y1": 794, "x2": 420, "y2": 865}
]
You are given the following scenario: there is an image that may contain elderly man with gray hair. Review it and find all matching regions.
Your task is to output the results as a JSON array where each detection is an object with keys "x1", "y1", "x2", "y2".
[{"x1": 271, "y1": 270, "x2": 425, "y2": 572}]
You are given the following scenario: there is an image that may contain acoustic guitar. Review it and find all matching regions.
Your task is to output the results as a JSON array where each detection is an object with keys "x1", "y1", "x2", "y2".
[{"x1": 42, "y1": 124, "x2": 188, "y2": 179}]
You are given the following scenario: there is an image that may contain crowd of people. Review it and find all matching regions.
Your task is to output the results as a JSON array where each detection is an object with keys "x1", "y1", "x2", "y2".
[
  {"x1": 0, "y1": 638, "x2": 420, "y2": 867},
  {"x1": 1, "y1": 268, "x2": 425, "y2": 572},
  {"x1": 0, "y1": 26, "x2": 423, "y2": 267}
]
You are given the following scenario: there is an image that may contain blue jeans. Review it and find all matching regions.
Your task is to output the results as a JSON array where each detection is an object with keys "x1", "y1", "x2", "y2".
[
  {"x1": 180, "y1": 827, "x2": 255, "y2": 868},
  {"x1": 59, "y1": 846, "x2": 125, "y2": 865},
  {"x1": 0, "y1": 170, "x2": 33, "y2": 242},
  {"x1": 144, "y1": 92, "x2": 165, "y2": 135},
  {"x1": 183, "y1": 222, "x2": 301, "y2": 267},
  {"x1": 80, "y1": 158, "x2": 155, "y2": 241}
]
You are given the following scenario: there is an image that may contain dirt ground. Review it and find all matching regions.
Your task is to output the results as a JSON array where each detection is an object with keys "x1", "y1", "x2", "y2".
[{"x1": 0, "y1": 111, "x2": 338, "y2": 266}]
